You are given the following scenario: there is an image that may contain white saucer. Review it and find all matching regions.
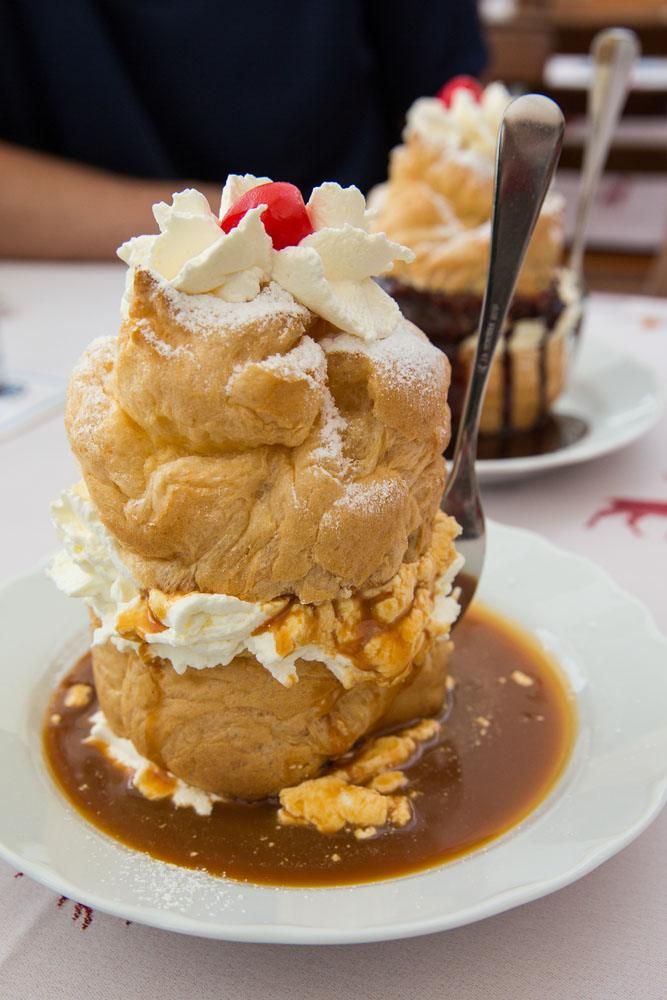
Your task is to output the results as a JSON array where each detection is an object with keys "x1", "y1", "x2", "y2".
[
  {"x1": 1, "y1": 522, "x2": 666, "y2": 944},
  {"x1": 477, "y1": 336, "x2": 664, "y2": 485}
]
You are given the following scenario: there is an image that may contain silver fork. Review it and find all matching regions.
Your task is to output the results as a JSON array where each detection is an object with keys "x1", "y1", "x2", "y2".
[{"x1": 441, "y1": 95, "x2": 565, "y2": 617}]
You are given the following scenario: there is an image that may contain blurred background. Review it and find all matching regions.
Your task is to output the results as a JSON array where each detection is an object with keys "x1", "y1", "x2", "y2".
[
  {"x1": 483, "y1": 0, "x2": 667, "y2": 296},
  {"x1": 1, "y1": 0, "x2": 666, "y2": 296}
]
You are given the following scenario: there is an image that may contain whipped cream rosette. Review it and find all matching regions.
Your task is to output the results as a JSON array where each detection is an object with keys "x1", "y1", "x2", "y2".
[
  {"x1": 118, "y1": 176, "x2": 413, "y2": 337},
  {"x1": 371, "y1": 78, "x2": 584, "y2": 436},
  {"x1": 50, "y1": 175, "x2": 462, "y2": 800}
]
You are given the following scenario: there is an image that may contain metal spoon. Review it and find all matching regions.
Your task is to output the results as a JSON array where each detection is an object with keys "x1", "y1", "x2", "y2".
[
  {"x1": 441, "y1": 95, "x2": 564, "y2": 617},
  {"x1": 569, "y1": 28, "x2": 640, "y2": 283}
]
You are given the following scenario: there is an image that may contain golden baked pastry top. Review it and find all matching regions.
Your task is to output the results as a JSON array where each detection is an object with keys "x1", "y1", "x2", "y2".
[
  {"x1": 371, "y1": 90, "x2": 565, "y2": 297},
  {"x1": 67, "y1": 266, "x2": 451, "y2": 603}
]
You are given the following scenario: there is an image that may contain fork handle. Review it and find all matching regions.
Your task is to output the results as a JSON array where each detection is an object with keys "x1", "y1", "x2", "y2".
[{"x1": 447, "y1": 95, "x2": 564, "y2": 486}]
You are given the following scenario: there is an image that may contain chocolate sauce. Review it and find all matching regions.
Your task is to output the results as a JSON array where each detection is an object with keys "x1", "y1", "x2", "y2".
[
  {"x1": 476, "y1": 414, "x2": 589, "y2": 460},
  {"x1": 383, "y1": 278, "x2": 584, "y2": 456},
  {"x1": 43, "y1": 605, "x2": 574, "y2": 888}
]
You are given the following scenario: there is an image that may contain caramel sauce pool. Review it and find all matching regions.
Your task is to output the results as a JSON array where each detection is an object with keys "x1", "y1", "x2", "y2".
[{"x1": 43, "y1": 605, "x2": 575, "y2": 887}]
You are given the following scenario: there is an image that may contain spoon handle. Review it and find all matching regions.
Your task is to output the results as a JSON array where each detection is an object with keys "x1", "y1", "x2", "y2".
[
  {"x1": 448, "y1": 95, "x2": 564, "y2": 485},
  {"x1": 569, "y1": 28, "x2": 640, "y2": 278}
]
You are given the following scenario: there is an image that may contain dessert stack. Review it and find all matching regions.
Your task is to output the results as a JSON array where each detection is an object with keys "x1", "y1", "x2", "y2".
[
  {"x1": 49, "y1": 176, "x2": 462, "y2": 803},
  {"x1": 371, "y1": 78, "x2": 583, "y2": 436}
]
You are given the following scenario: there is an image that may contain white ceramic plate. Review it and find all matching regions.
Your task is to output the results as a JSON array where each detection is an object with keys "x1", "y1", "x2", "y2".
[
  {"x1": 477, "y1": 336, "x2": 664, "y2": 485},
  {"x1": 1, "y1": 522, "x2": 666, "y2": 945}
]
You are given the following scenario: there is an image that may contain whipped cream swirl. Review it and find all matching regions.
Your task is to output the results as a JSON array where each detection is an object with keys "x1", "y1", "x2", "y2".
[
  {"x1": 405, "y1": 82, "x2": 512, "y2": 159},
  {"x1": 118, "y1": 176, "x2": 414, "y2": 341}
]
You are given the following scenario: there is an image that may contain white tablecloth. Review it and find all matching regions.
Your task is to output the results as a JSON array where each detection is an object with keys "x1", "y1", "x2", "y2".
[{"x1": 1, "y1": 263, "x2": 666, "y2": 1000}]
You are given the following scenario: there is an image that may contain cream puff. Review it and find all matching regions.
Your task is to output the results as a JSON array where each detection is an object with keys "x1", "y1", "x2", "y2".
[
  {"x1": 49, "y1": 176, "x2": 462, "y2": 801},
  {"x1": 371, "y1": 78, "x2": 584, "y2": 436}
]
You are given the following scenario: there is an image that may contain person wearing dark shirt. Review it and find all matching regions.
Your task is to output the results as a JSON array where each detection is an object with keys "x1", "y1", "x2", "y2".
[{"x1": 0, "y1": 0, "x2": 486, "y2": 258}]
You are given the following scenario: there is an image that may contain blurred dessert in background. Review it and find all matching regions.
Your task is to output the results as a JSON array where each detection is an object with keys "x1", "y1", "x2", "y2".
[
  {"x1": 48, "y1": 176, "x2": 462, "y2": 810},
  {"x1": 370, "y1": 78, "x2": 584, "y2": 438}
]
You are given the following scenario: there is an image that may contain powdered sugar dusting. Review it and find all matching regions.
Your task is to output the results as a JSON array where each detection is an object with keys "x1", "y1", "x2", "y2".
[
  {"x1": 371, "y1": 323, "x2": 444, "y2": 401},
  {"x1": 260, "y1": 336, "x2": 326, "y2": 380},
  {"x1": 137, "y1": 320, "x2": 194, "y2": 360},
  {"x1": 225, "y1": 334, "x2": 349, "y2": 470},
  {"x1": 321, "y1": 319, "x2": 445, "y2": 402},
  {"x1": 153, "y1": 275, "x2": 309, "y2": 337},
  {"x1": 230, "y1": 335, "x2": 327, "y2": 389},
  {"x1": 311, "y1": 389, "x2": 348, "y2": 470},
  {"x1": 67, "y1": 337, "x2": 117, "y2": 446},
  {"x1": 335, "y1": 477, "x2": 406, "y2": 516}
]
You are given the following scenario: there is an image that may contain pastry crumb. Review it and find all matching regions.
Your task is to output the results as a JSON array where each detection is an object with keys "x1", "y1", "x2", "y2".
[
  {"x1": 388, "y1": 795, "x2": 412, "y2": 828},
  {"x1": 343, "y1": 718, "x2": 440, "y2": 784},
  {"x1": 445, "y1": 675, "x2": 456, "y2": 692},
  {"x1": 277, "y1": 717, "x2": 438, "y2": 835},
  {"x1": 354, "y1": 826, "x2": 377, "y2": 840},
  {"x1": 511, "y1": 670, "x2": 534, "y2": 687},
  {"x1": 475, "y1": 715, "x2": 491, "y2": 733},
  {"x1": 369, "y1": 770, "x2": 408, "y2": 794},
  {"x1": 402, "y1": 718, "x2": 440, "y2": 742},
  {"x1": 50, "y1": 713, "x2": 62, "y2": 725},
  {"x1": 279, "y1": 777, "x2": 399, "y2": 834},
  {"x1": 64, "y1": 683, "x2": 93, "y2": 709}
]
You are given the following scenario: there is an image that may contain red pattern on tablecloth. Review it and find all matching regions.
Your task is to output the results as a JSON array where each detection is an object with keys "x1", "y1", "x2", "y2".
[
  {"x1": 56, "y1": 895, "x2": 94, "y2": 930},
  {"x1": 587, "y1": 498, "x2": 667, "y2": 535}
]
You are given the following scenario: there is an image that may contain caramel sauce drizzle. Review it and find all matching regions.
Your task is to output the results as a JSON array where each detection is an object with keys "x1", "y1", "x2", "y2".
[
  {"x1": 116, "y1": 597, "x2": 168, "y2": 641},
  {"x1": 253, "y1": 592, "x2": 422, "y2": 674}
]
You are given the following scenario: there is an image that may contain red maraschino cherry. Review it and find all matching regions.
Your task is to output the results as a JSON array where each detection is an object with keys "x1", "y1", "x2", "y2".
[
  {"x1": 220, "y1": 181, "x2": 314, "y2": 250},
  {"x1": 437, "y1": 75, "x2": 483, "y2": 108}
]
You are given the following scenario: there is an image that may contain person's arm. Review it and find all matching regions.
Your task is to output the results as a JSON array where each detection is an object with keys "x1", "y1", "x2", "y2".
[{"x1": 0, "y1": 142, "x2": 220, "y2": 260}]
